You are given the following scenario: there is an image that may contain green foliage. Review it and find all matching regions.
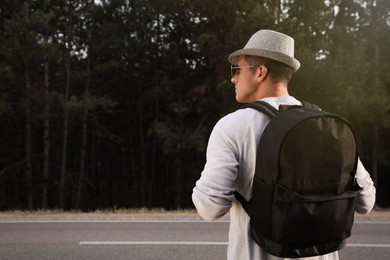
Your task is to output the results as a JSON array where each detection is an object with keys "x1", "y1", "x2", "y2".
[
  {"x1": 0, "y1": 0, "x2": 389, "y2": 210},
  {"x1": 66, "y1": 95, "x2": 118, "y2": 111}
]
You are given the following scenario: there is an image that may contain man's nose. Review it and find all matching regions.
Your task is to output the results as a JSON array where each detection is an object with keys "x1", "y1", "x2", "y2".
[{"x1": 231, "y1": 76, "x2": 237, "y2": 84}]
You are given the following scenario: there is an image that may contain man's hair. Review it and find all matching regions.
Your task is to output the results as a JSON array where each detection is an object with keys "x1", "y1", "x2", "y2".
[{"x1": 244, "y1": 56, "x2": 294, "y2": 83}]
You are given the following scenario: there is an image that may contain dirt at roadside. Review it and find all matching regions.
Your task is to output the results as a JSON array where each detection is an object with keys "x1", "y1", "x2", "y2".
[
  {"x1": 0, "y1": 208, "x2": 388, "y2": 222},
  {"x1": 357, "y1": 208, "x2": 390, "y2": 218}
]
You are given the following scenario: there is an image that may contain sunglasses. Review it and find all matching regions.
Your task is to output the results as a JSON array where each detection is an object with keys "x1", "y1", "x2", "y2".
[{"x1": 230, "y1": 64, "x2": 261, "y2": 78}]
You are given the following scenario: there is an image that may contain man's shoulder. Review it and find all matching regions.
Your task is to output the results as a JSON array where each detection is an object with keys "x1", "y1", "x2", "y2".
[
  {"x1": 214, "y1": 106, "x2": 269, "y2": 135},
  {"x1": 219, "y1": 106, "x2": 261, "y2": 123}
]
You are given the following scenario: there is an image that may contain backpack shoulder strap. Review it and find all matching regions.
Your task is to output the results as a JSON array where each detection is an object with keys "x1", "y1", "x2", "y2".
[
  {"x1": 301, "y1": 100, "x2": 321, "y2": 110},
  {"x1": 242, "y1": 100, "x2": 321, "y2": 115},
  {"x1": 236, "y1": 101, "x2": 278, "y2": 214},
  {"x1": 240, "y1": 101, "x2": 278, "y2": 118}
]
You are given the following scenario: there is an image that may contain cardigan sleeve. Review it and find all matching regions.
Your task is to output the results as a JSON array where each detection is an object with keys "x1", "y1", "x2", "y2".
[
  {"x1": 354, "y1": 159, "x2": 376, "y2": 214},
  {"x1": 192, "y1": 117, "x2": 241, "y2": 221}
]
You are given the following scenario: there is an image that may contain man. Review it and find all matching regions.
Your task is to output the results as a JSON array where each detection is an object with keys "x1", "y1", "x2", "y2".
[{"x1": 192, "y1": 29, "x2": 376, "y2": 260}]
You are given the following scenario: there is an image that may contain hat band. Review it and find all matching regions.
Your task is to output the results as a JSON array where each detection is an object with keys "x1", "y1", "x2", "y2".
[{"x1": 228, "y1": 48, "x2": 300, "y2": 72}]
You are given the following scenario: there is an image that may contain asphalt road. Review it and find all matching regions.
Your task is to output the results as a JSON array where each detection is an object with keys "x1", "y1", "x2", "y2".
[{"x1": 0, "y1": 212, "x2": 389, "y2": 260}]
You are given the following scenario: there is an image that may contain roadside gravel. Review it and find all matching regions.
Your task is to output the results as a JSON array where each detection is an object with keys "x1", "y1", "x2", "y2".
[
  {"x1": 0, "y1": 211, "x2": 220, "y2": 222},
  {"x1": 0, "y1": 209, "x2": 388, "y2": 222}
]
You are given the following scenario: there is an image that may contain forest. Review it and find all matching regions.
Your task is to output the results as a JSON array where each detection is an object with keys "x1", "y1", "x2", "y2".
[{"x1": 0, "y1": 0, "x2": 389, "y2": 211}]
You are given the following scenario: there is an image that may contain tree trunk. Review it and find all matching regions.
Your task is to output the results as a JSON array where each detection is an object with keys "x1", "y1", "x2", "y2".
[
  {"x1": 139, "y1": 120, "x2": 147, "y2": 207},
  {"x1": 24, "y1": 58, "x2": 33, "y2": 210},
  {"x1": 175, "y1": 158, "x2": 182, "y2": 209},
  {"x1": 369, "y1": 0, "x2": 379, "y2": 189},
  {"x1": 74, "y1": 58, "x2": 90, "y2": 209},
  {"x1": 59, "y1": 44, "x2": 71, "y2": 210},
  {"x1": 59, "y1": 80, "x2": 69, "y2": 209},
  {"x1": 42, "y1": 58, "x2": 50, "y2": 209},
  {"x1": 137, "y1": 89, "x2": 147, "y2": 207},
  {"x1": 270, "y1": 0, "x2": 281, "y2": 24},
  {"x1": 371, "y1": 125, "x2": 378, "y2": 187},
  {"x1": 74, "y1": 107, "x2": 88, "y2": 209},
  {"x1": 127, "y1": 91, "x2": 139, "y2": 207},
  {"x1": 91, "y1": 129, "x2": 99, "y2": 203},
  {"x1": 129, "y1": 137, "x2": 138, "y2": 207}
]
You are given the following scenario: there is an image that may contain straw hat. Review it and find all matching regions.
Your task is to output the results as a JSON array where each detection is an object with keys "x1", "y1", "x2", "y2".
[{"x1": 228, "y1": 29, "x2": 301, "y2": 72}]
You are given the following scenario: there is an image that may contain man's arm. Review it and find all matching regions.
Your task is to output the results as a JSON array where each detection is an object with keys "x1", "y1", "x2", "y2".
[
  {"x1": 192, "y1": 122, "x2": 239, "y2": 221},
  {"x1": 355, "y1": 159, "x2": 376, "y2": 214}
]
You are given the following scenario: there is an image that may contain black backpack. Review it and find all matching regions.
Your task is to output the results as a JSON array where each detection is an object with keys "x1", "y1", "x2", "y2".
[{"x1": 235, "y1": 100, "x2": 361, "y2": 258}]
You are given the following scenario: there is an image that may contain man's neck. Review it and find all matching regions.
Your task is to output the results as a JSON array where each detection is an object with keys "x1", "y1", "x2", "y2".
[{"x1": 257, "y1": 81, "x2": 289, "y2": 99}]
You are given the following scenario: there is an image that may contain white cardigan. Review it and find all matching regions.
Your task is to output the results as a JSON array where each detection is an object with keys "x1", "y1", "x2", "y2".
[{"x1": 192, "y1": 96, "x2": 376, "y2": 260}]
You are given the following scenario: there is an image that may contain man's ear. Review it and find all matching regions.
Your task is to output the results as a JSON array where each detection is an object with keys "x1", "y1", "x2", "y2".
[{"x1": 257, "y1": 65, "x2": 267, "y2": 80}]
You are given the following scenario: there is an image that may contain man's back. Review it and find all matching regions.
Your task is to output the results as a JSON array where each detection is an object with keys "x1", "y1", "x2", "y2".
[{"x1": 193, "y1": 96, "x2": 346, "y2": 259}]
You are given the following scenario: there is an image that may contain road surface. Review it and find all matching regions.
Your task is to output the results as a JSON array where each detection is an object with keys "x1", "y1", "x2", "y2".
[{"x1": 0, "y1": 211, "x2": 389, "y2": 259}]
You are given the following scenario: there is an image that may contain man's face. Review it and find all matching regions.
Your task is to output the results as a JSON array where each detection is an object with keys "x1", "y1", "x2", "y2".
[{"x1": 231, "y1": 56, "x2": 259, "y2": 103}]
